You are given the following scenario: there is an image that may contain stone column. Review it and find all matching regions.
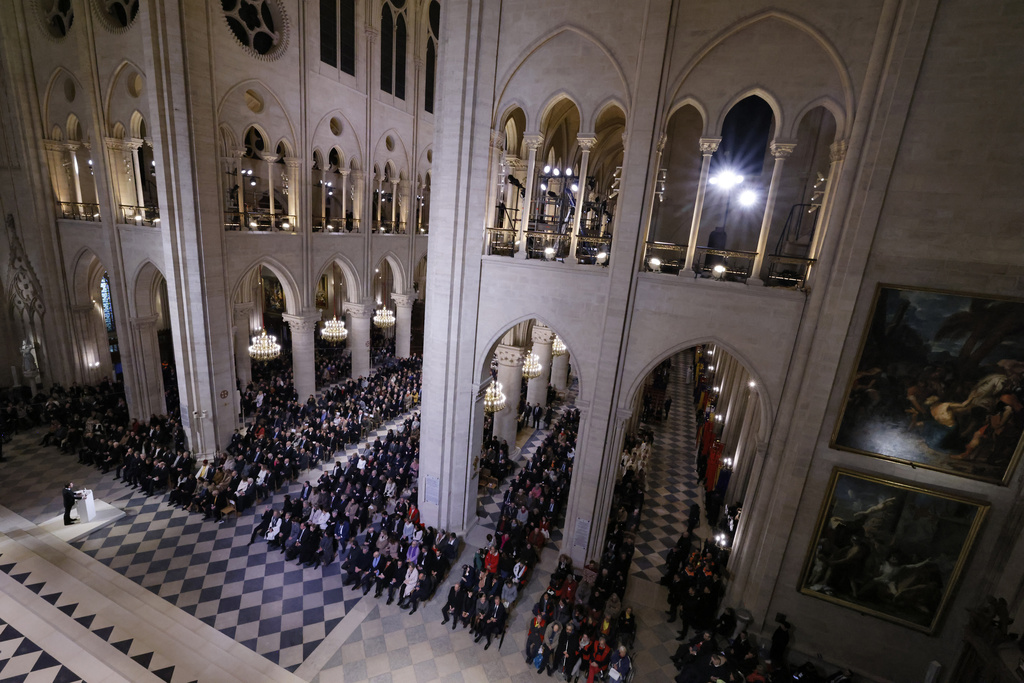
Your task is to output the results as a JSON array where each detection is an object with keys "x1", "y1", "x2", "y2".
[
  {"x1": 484, "y1": 130, "x2": 504, "y2": 231},
  {"x1": 283, "y1": 311, "x2": 321, "y2": 402},
  {"x1": 233, "y1": 303, "x2": 254, "y2": 388},
  {"x1": 807, "y1": 140, "x2": 848, "y2": 278},
  {"x1": 264, "y1": 155, "x2": 279, "y2": 224},
  {"x1": 683, "y1": 137, "x2": 721, "y2": 273},
  {"x1": 232, "y1": 148, "x2": 246, "y2": 220},
  {"x1": 130, "y1": 315, "x2": 164, "y2": 418},
  {"x1": 340, "y1": 170, "x2": 350, "y2": 227},
  {"x1": 551, "y1": 348, "x2": 569, "y2": 392},
  {"x1": 130, "y1": 140, "x2": 146, "y2": 210},
  {"x1": 568, "y1": 136, "x2": 596, "y2": 263},
  {"x1": 71, "y1": 304, "x2": 102, "y2": 383},
  {"x1": 725, "y1": 396, "x2": 759, "y2": 505},
  {"x1": 393, "y1": 293, "x2": 415, "y2": 358},
  {"x1": 68, "y1": 144, "x2": 85, "y2": 205},
  {"x1": 526, "y1": 324, "x2": 555, "y2": 407},
  {"x1": 515, "y1": 134, "x2": 543, "y2": 259},
  {"x1": 749, "y1": 141, "x2": 796, "y2": 283},
  {"x1": 284, "y1": 156, "x2": 301, "y2": 227},
  {"x1": 346, "y1": 303, "x2": 373, "y2": 378},
  {"x1": 492, "y1": 344, "x2": 524, "y2": 448}
]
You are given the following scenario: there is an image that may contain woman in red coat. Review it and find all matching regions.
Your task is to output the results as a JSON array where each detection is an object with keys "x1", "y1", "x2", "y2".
[{"x1": 587, "y1": 635, "x2": 612, "y2": 683}]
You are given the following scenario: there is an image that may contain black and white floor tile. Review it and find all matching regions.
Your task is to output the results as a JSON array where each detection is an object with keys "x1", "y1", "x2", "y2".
[{"x1": 0, "y1": 616, "x2": 83, "y2": 683}]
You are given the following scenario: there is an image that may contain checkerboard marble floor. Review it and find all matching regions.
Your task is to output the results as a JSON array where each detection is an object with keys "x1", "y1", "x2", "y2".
[
  {"x1": 0, "y1": 363, "x2": 705, "y2": 683},
  {"x1": 0, "y1": 616, "x2": 83, "y2": 683},
  {"x1": 630, "y1": 354, "x2": 704, "y2": 584}
]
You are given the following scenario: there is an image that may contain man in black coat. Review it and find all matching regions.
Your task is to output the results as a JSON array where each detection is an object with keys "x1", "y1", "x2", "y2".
[{"x1": 62, "y1": 482, "x2": 78, "y2": 525}]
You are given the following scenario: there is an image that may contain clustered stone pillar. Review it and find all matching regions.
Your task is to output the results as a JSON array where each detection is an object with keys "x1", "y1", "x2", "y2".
[
  {"x1": 683, "y1": 137, "x2": 721, "y2": 273},
  {"x1": 233, "y1": 303, "x2": 254, "y2": 388},
  {"x1": 807, "y1": 140, "x2": 848, "y2": 281},
  {"x1": 750, "y1": 141, "x2": 796, "y2": 283},
  {"x1": 526, "y1": 324, "x2": 555, "y2": 407},
  {"x1": 346, "y1": 303, "x2": 373, "y2": 378},
  {"x1": 568, "y1": 136, "x2": 597, "y2": 263},
  {"x1": 393, "y1": 293, "x2": 415, "y2": 358},
  {"x1": 492, "y1": 344, "x2": 524, "y2": 449},
  {"x1": 515, "y1": 134, "x2": 543, "y2": 259},
  {"x1": 284, "y1": 157, "x2": 301, "y2": 227},
  {"x1": 284, "y1": 311, "x2": 321, "y2": 401},
  {"x1": 130, "y1": 315, "x2": 164, "y2": 418}
]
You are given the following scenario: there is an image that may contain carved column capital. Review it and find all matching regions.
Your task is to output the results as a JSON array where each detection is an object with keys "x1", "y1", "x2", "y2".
[
  {"x1": 699, "y1": 137, "x2": 722, "y2": 155},
  {"x1": 283, "y1": 156, "x2": 302, "y2": 170},
  {"x1": 344, "y1": 302, "x2": 374, "y2": 319},
  {"x1": 261, "y1": 154, "x2": 280, "y2": 164},
  {"x1": 233, "y1": 302, "x2": 254, "y2": 320},
  {"x1": 830, "y1": 139, "x2": 848, "y2": 163},
  {"x1": 523, "y1": 134, "x2": 544, "y2": 152},
  {"x1": 282, "y1": 311, "x2": 323, "y2": 334},
  {"x1": 494, "y1": 344, "x2": 524, "y2": 368},
  {"x1": 364, "y1": 26, "x2": 379, "y2": 43},
  {"x1": 130, "y1": 314, "x2": 159, "y2": 331},
  {"x1": 490, "y1": 129, "x2": 506, "y2": 150},
  {"x1": 770, "y1": 141, "x2": 797, "y2": 159},
  {"x1": 392, "y1": 293, "x2": 415, "y2": 309},
  {"x1": 531, "y1": 324, "x2": 557, "y2": 345},
  {"x1": 577, "y1": 136, "x2": 598, "y2": 152}
]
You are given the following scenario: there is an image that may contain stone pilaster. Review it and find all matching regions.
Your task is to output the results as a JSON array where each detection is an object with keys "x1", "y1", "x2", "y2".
[{"x1": 284, "y1": 311, "x2": 322, "y2": 401}]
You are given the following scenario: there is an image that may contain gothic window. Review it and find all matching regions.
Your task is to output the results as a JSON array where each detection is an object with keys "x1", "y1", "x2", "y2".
[
  {"x1": 424, "y1": 1, "x2": 439, "y2": 113},
  {"x1": 320, "y1": 0, "x2": 355, "y2": 75},
  {"x1": 100, "y1": 273, "x2": 115, "y2": 333},
  {"x1": 380, "y1": 1, "x2": 407, "y2": 100},
  {"x1": 97, "y1": 0, "x2": 139, "y2": 30},
  {"x1": 40, "y1": 0, "x2": 74, "y2": 38},
  {"x1": 221, "y1": 0, "x2": 288, "y2": 59}
]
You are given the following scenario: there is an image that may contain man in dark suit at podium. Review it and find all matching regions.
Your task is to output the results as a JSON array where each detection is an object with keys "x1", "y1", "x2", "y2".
[{"x1": 63, "y1": 482, "x2": 79, "y2": 525}]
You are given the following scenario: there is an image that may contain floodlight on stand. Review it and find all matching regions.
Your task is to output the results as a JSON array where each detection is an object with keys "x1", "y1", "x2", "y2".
[
  {"x1": 543, "y1": 165, "x2": 551, "y2": 174},
  {"x1": 551, "y1": 336, "x2": 567, "y2": 357},
  {"x1": 649, "y1": 257, "x2": 662, "y2": 272},
  {"x1": 596, "y1": 251, "x2": 608, "y2": 265},
  {"x1": 570, "y1": 183, "x2": 579, "y2": 192},
  {"x1": 483, "y1": 380, "x2": 507, "y2": 413},
  {"x1": 552, "y1": 168, "x2": 560, "y2": 177},
  {"x1": 738, "y1": 189, "x2": 757, "y2": 207},
  {"x1": 544, "y1": 247, "x2": 556, "y2": 259},
  {"x1": 709, "y1": 170, "x2": 744, "y2": 189},
  {"x1": 522, "y1": 351, "x2": 542, "y2": 380},
  {"x1": 713, "y1": 264, "x2": 727, "y2": 280}
]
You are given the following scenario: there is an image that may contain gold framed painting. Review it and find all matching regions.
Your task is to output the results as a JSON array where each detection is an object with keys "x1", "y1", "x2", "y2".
[
  {"x1": 832, "y1": 284, "x2": 1024, "y2": 484},
  {"x1": 800, "y1": 468, "x2": 988, "y2": 633}
]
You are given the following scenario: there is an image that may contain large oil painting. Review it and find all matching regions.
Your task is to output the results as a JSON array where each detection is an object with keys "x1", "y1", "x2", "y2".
[
  {"x1": 833, "y1": 285, "x2": 1024, "y2": 483},
  {"x1": 800, "y1": 469, "x2": 988, "y2": 633}
]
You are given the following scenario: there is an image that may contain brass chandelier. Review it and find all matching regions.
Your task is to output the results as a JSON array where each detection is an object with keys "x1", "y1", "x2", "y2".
[
  {"x1": 483, "y1": 380, "x2": 507, "y2": 413},
  {"x1": 551, "y1": 335, "x2": 567, "y2": 356},
  {"x1": 373, "y1": 306, "x2": 396, "y2": 329},
  {"x1": 249, "y1": 274, "x2": 281, "y2": 361},
  {"x1": 522, "y1": 350, "x2": 542, "y2": 379}
]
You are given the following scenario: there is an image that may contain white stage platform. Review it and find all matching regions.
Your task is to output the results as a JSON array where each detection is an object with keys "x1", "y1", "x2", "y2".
[{"x1": 38, "y1": 498, "x2": 127, "y2": 543}]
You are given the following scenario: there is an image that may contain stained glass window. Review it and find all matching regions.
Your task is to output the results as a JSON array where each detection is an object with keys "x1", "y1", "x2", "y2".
[{"x1": 100, "y1": 273, "x2": 115, "y2": 332}]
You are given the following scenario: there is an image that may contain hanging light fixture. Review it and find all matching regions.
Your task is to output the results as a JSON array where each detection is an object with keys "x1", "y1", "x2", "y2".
[
  {"x1": 321, "y1": 269, "x2": 348, "y2": 342},
  {"x1": 484, "y1": 380, "x2": 507, "y2": 413},
  {"x1": 373, "y1": 306, "x2": 396, "y2": 329},
  {"x1": 249, "y1": 271, "x2": 281, "y2": 361},
  {"x1": 551, "y1": 336, "x2": 567, "y2": 357},
  {"x1": 522, "y1": 350, "x2": 542, "y2": 380}
]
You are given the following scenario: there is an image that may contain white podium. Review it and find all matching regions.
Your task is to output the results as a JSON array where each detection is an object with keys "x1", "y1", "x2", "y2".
[{"x1": 75, "y1": 489, "x2": 96, "y2": 522}]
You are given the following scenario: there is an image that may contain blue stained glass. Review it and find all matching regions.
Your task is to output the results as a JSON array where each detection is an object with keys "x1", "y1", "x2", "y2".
[{"x1": 100, "y1": 273, "x2": 115, "y2": 332}]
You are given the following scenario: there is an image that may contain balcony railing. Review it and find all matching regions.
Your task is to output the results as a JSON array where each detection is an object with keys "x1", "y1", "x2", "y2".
[
  {"x1": 118, "y1": 205, "x2": 160, "y2": 226},
  {"x1": 485, "y1": 228, "x2": 517, "y2": 257},
  {"x1": 524, "y1": 229, "x2": 570, "y2": 261},
  {"x1": 765, "y1": 255, "x2": 815, "y2": 288},
  {"x1": 576, "y1": 234, "x2": 612, "y2": 266},
  {"x1": 224, "y1": 211, "x2": 297, "y2": 233},
  {"x1": 642, "y1": 241, "x2": 687, "y2": 274},
  {"x1": 57, "y1": 202, "x2": 101, "y2": 221},
  {"x1": 312, "y1": 216, "x2": 361, "y2": 233},
  {"x1": 373, "y1": 220, "x2": 407, "y2": 234},
  {"x1": 693, "y1": 247, "x2": 757, "y2": 281}
]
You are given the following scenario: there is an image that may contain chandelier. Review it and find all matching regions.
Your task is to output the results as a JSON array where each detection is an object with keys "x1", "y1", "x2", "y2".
[
  {"x1": 551, "y1": 336, "x2": 567, "y2": 356},
  {"x1": 321, "y1": 315, "x2": 348, "y2": 342},
  {"x1": 483, "y1": 380, "x2": 506, "y2": 413},
  {"x1": 373, "y1": 307, "x2": 396, "y2": 329},
  {"x1": 522, "y1": 351, "x2": 542, "y2": 380},
  {"x1": 249, "y1": 329, "x2": 281, "y2": 362}
]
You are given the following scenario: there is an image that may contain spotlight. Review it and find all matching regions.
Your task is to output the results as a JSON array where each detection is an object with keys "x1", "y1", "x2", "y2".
[
  {"x1": 649, "y1": 257, "x2": 662, "y2": 272},
  {"x1": 552, "y1": 168, "x2": 560, "y2": 177},
  {"x1": 564, "y1": 168, "x2": 572, "y2": 176},
  {"x1": 596, "y1": 251, "x2": 608, "y2": 263},
  {"x1": 738, "y1": 189, "x2": 757, "y2": 206},
  {"x1": 713, "y1": 264, "x2": 727, "y2": 280},
  {"x1": 540, "y1": 183, "x2": 547, "y2": 191},
  {"x1": 570, "y1": 183, "x2": 579, "y2": 192},
  {"x1": 544, "y1": 247, "x2": 555, "y2": 259},
  {"x1": 748, "y1": 380, "x2": 756, "y2": 388},
  {"x1": 250, "y1": 179, "x2": 256, "y2": 186},
  {"x1": 543, "y1": 165, "x2": 551, "y2": 174},
  {"x1": 709, "y1": 170, "x2": 744, "y2": 189}
]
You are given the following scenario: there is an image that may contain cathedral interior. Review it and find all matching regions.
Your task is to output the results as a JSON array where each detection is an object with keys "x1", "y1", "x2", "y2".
[{"x1": 0, "y1": 1, "x2": 1023, "y2": 682}]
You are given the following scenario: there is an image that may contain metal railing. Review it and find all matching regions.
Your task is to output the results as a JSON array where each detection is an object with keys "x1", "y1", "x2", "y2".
[
  {"x1": 224, "y1": 211, "x2": 297, "y2": 233},
  {"x1": 118, "y1": 205, "x2": 160, "y2": 226},
  {"x1": 576, "y1": 234, "x2": 612, "y2": 266},
  {"x1": 524, "y1": 229, "x2": 570, "y2": 261},
  {"x1": 765, "y1": 254, "x2": 815, "y2": 288},
  {"x1": 57, "y1": 202, "x2": 101, "y2": 221},
  {"x1": 485, "y1": 228, "x2": 517, "y2": 257},
  {"x1": 693, "y1": 247, "x2": 757, "y2": 281},
  {"x1": 642, "y1": 241, "x2": 687, "y2": 274},
  {"x1": 373, "y1": 220, "x2": 407, "y2": 234},
  {"x1": 312, "y1": 216, "x2": 361, "y2": 233}
]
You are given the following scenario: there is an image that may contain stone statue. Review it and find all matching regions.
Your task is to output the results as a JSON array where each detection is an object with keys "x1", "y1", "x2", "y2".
[{"x1": 21, "y1": 339, "x2": 37, "y2": 375}]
